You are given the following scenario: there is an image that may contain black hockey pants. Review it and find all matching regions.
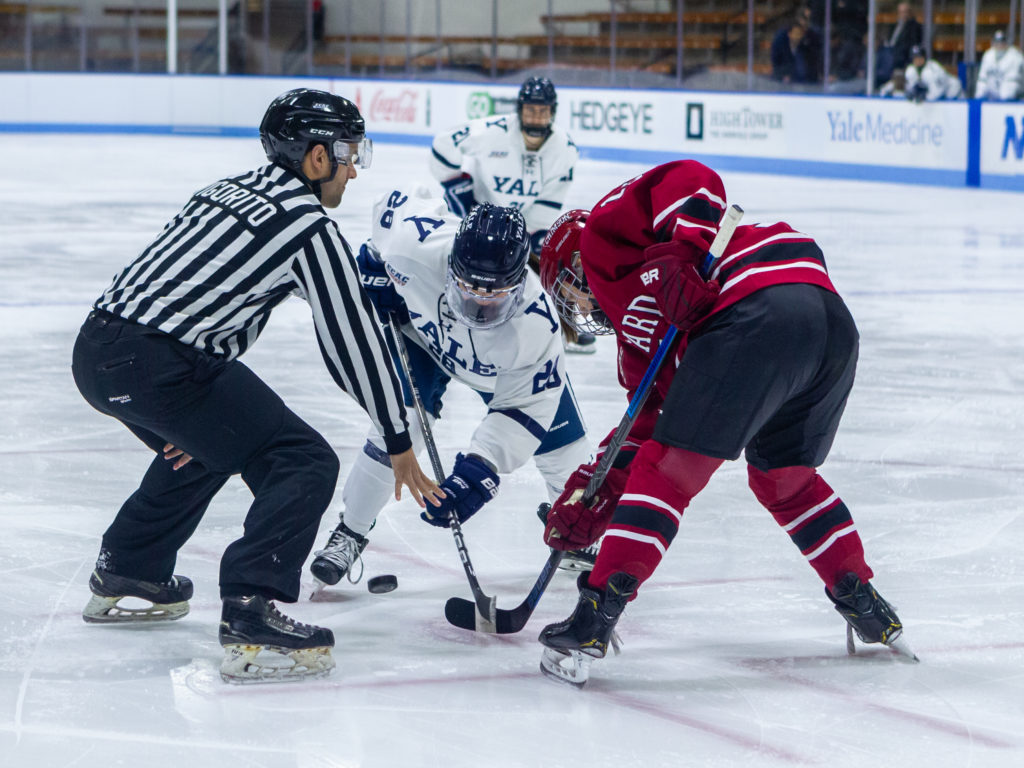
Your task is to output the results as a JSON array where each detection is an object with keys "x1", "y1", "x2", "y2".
[{"x1": 72, "y1": 310, "x2": 339, "y2": 603}]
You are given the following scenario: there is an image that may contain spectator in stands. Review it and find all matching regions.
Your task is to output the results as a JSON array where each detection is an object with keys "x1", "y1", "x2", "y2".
[
  {"x1": 797, "y1": 4, "x2": 824, "y2": 81},
  {"x1": 878, "y1": 68, "x2": 907, "y2": 98},
  {"x1": 905, "y1": 45, "x2": 962, "y2": 102},
  {"x1": 809, "y1": 0, "x2": 868, "y2": 81},
  {"x1": 888, "y1": 3, "x2": 924, "y2": 70},
  {"x1": 976, "y1": 30, "x2": 1024, "y2": 101},
  {"x1": 876, "y1": 2, "x2": 923, "y2": 86},
  {"x1": 771, "y1": 22, "x2": 816, "y2": 84}
]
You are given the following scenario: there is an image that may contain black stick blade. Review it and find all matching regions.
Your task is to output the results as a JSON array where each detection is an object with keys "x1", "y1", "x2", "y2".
[{"x1": 445, "y1": 597, "x2": 498, "y2": 633}]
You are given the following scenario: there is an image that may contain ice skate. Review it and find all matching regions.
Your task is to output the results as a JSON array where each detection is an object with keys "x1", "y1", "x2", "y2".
[
  {"x1": 218, "y1": 595, "x2": 335, "y2": 683},
  {"x1": 537, "y1": 502, "x2": 599, "y2": 573},
  {"x1": 309, "y1": 521, "x2": 367, "y2": 594},
  {"x1": 538, "y1": 571, "x2": 638, "y2": 687},
  {"x1": 82, "y1": 568, "x2": 193, "y2": 624},
  {"x1": 559, "y1": 542, "x2": 599, "y2": 572},
  {"x1": 565, "y1": 331, "x2": 597, "y2": 354},
  {"x1": 827, "y1": 573, "x2": 918, "y2": 661}
]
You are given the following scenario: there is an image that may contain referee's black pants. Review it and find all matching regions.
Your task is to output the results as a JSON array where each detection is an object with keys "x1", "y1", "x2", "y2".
[{"x1": 72, "y1": 311, "x2": 339, "y2": 603}]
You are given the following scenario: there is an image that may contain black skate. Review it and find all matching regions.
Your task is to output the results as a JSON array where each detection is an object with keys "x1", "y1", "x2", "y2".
[
  {"x1": 566, "y1": 331, "x2": 597, "y2": 355},
  {"x1": 82, "y1": 568, "x2": 193, "y2": 624},
  {"x1": 538, "y1": 571, "x2": 638, "y2": 687},
  {"x1": 827, "y1": 573, "x2": 918, "y2": 661},
  {"x1": 219, "y1": 595, "x2": 335, "y2": 683},
  {"x1": 536, "y1": 502, "x2": 598, "y2": 573},
  {"x1": 310, "y1": 521, "x2": 368, "y2": 592}
]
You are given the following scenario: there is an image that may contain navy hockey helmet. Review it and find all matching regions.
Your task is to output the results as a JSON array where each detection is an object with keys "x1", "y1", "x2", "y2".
[
  {"x1": 259, "y1": 89, "x2": 372, "y2": 191},
  {"x1": 445, "y1": 204, "x2": 530, "y2": 329},
  {"x1": 517, "y1": 76, "x2": 557, "y2": 139},
  {"x1": 910, "y1": 44, "x2": 925, "y2": 61}
]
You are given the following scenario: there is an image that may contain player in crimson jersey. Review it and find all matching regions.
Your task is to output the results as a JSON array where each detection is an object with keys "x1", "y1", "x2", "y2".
[{"x1": 535, "y1": 160, "x2": 913, "y2": 686}]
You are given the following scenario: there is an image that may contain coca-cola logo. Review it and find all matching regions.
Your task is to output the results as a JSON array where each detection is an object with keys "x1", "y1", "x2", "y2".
[{"x1": 369, "y1": 90, "x2": 418, "y2": 123}]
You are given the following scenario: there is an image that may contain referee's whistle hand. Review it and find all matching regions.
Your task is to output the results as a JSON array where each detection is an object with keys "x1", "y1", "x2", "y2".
[
  {"x1": 391, "y1": 447, "x2": 445, "y2": 508},
  {"x1": 162, "y1": 443, "x2": 193, "y2": 471}
]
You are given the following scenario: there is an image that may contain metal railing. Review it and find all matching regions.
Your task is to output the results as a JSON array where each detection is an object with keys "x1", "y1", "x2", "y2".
[{"x1": 1, "y1": 1, "x2": 1020, "y2": 96}]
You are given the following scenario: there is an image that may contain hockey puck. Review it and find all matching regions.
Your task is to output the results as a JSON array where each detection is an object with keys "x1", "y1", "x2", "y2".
[{"x1": 367, "y1": 574, "x2": 398, "y2": 594}]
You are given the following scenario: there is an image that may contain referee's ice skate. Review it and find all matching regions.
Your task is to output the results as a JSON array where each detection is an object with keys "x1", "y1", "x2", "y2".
[
  {"x1": 82, "y1": 568, "x2": 193, "y2": 623},
  {"x1": 309, "y1": 520, "x2": 368, "y2": 595},
  {"x1": 218, "y1": 595, "x2": 335, "y2": 683}
]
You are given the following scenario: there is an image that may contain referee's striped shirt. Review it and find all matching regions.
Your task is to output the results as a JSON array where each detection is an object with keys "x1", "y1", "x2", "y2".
[{"x1": 95, "y1": 163, "x2": 411, "y2": 454}]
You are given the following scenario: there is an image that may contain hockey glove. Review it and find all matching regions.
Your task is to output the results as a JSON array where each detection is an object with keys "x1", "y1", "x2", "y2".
[
  {"x1": 642, "y1": 241, "x2": 720, "y2": 333},
  {"x1": 420, "y1": 453, "x2": 500, "y2": 527},
  {"x1": 441, "y1": 172, "x2": 476, "y2": 218},
  {"x1": 544, "y1": 462, "x2": 629, "y2": 550},
  {"x1": 356, "y1": 242, "x2": 409, "y2": 323}
]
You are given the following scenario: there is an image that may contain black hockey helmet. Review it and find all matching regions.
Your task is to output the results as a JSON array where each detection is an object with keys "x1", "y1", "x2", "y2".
[
  {"x1": 517, "y1": 76, "x2": 557, "y2": 139},
  {"x1": 445, "y1": 204, "x2": 530, "y2": 329},
  {"x1": 259, "y1": 88, "x2": 372, "y2": 192}
]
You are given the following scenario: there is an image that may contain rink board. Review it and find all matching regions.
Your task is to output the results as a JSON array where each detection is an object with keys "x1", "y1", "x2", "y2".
[{"x1": 0, "y1": 72, "x2": 1019, "y2": 191}]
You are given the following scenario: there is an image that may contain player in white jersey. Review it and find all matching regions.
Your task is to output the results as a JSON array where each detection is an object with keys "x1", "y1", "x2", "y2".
[
  {"x1": 309, "y1": 192, "x2": 594, "y2": 590},
  {"x1": 429, "y1": 76, "x2": 596, "y2": 355}
]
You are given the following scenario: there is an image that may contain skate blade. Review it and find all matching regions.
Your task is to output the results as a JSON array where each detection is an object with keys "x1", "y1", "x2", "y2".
[
  {"x1": 308, "y1": 578, "x2": 329, "y2": 601},
  {"x1": 557, "y1": 558, "x2": 595, "y2": 573},
  {"x1": 845, "y1": 624, "x2": 920, "y2": 662},
  {"x1": 565, "y1": 343, "x2": 597, "y2": 355},
  {"x1": 887, "y1": 634, "x2": 920, "y2": 662},
  {"x1": 82, "y1": 594, "x2": 189, "y2": 624},
  {"x1": 539, "y1": 647, "x2": 592, "y2": 688},
  {"x1": 219, "y1": 643, "x2": 335, "y2": 684}
]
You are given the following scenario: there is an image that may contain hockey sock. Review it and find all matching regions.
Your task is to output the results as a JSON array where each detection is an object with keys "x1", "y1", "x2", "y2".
[
  {"x1": 339, "y1": 439, "x2": 400, "y2": 536},
  {"x1": 589, "y1": 441, "x2": 722, "y2": 592},
  {"x1": 747, "y1": 465, "x2": 873, "y2": 591}
]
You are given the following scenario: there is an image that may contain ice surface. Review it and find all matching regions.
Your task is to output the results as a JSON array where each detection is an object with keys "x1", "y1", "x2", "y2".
[{"x1": 0, "y1": 135, "x2": 1022, "y2": 767}]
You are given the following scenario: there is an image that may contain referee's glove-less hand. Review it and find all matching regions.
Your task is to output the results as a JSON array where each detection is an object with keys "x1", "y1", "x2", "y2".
[
  {"x1": 441, "y1": 172, "x2": 476, "y2": 218},
  {"x1": 643, "y1": 241, "x2": 720, "y2": 333},
  {"x1": 421, "y1": 453, "x2": 500, "y2": 527},
  {"x1": 356, "y1": 242, "x2": 409, "y2": 323},
  {"x1": 543, "y1": 462, "x2": 629, "y2": 550}
]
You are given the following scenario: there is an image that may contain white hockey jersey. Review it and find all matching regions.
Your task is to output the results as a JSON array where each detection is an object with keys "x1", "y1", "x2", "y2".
[
  {"x1": 371, "y1": 187, "x2": 567, "y2": 475},
  {"x1": 905, "y1": 59, "x2": 963, "y2": 101},
  {"x1": 977, "y1": 45, "x2": 1024, "y2": 101},
  {"x1": 428, "y1": 113, "x2": 578, "y2": 239}
]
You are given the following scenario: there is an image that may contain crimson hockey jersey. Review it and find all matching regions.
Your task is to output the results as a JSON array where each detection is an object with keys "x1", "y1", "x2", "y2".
[{"x1": 580, "y1": 160, "x2": 836, "y2": 446}]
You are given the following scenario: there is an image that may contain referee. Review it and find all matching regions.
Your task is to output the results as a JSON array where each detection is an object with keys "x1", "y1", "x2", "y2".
[{"x1": 71, "y1": 89, "x2": 441, "y2": 683}]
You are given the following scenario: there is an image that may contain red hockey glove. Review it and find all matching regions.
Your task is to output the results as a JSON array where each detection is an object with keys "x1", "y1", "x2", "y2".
[
  {"x1": 544, "y1": 463, "x2": 629, "y2": 551},
  {"x1": 643, "y1": 242, "x2": 721, "y2": 332}
]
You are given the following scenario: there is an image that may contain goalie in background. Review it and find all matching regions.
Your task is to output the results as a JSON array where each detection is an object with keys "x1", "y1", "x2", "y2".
[
  {"x1": 309, "y1": 194, "x2": 596, "y2": 594},
  {"x1": 71, "y1": 89, "x2": 439, "y2": 684},
  {"x1": 535, "y1": 160, "x2": 913, "y2": 687},
  {"x1": 428, "y1": 76, "x2": 595, "y2": 354}
]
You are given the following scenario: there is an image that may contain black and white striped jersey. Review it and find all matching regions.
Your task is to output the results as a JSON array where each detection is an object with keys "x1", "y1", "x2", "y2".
[{"x1": 95, "y1": 163, "x2": 411, "y2": 454}]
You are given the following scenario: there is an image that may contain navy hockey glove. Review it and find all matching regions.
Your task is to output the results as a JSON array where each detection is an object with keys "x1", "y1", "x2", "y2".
[
  {"x1": 421, "y1": 453, "x2": 500, "y2": 527},
  {"x1": 356, "y1": 242, "x2": 408, "y2": 323},
  {"x1": 441, "y1": 172, "x2": 476, "y2": 218},
  {"x1": 642, "y1": 241, "x2": 720, "y2": 333}
]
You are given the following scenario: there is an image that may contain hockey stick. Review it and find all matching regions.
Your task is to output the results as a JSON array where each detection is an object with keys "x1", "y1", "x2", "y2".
[
  {"x1": 445, "y1": 204, "x2": 745, "y2": 634},
  {"x1": 387, "y1": 314, "x2": 498, "y2": 630}
]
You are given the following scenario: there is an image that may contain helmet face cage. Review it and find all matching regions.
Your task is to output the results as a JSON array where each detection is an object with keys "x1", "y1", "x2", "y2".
[
  {"x1": 445, "y1": 271, "x2": 527, "y2": 330},
  {"x1": 517, "y1": 77, "x2": 557, "y2": 138},
  {"x1": 446, "y1": 204, "x2": 530, "y2": 330},
  {"x1": 550, "y1": 262, "x2": 615, "y2": 337},
  {"x1": 539, "y1": 208, "x2": 614, "y2": 337}
]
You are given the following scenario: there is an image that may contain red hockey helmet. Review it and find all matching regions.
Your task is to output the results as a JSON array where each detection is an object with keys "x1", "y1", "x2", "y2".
[{"x1": 539, "y1": 209, "x2": 614, "y2": 336}]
